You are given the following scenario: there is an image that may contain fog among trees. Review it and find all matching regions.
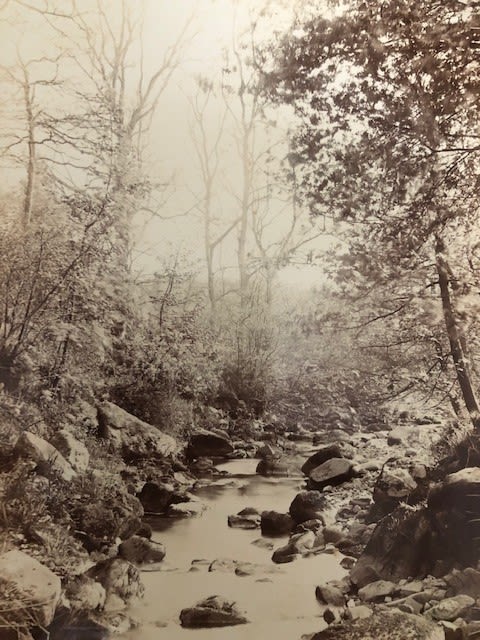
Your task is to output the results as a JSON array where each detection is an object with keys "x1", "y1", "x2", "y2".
[{"x1": 0, "y1": 1, "x2": 479, "y2": 639}]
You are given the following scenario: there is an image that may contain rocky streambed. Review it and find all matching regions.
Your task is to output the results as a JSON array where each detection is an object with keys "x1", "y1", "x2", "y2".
[
  {"x1": 120, "y1": 458, "x2": 346, "y2": 639},
  {"x1": 116, "y1": 413, "x2": 454, "y2": 639},
  {"x1": 4, "y1": 399, "x2": 480, "y2": 640}
]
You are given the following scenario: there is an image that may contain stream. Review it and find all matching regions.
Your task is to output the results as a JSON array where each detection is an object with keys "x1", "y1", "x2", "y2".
[{"x1": 123, "y1": 458, "x2": 346, "y2": 640}]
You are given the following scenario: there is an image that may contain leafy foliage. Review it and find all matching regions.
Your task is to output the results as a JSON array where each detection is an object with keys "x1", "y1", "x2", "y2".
[{"x1": 261, "y1": 0, "x2": 480, "y2": 420}]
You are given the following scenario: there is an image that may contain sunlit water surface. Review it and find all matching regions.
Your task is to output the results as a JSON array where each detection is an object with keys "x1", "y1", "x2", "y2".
[{"x1": 123, "y1": 459, "x2": 345, "y2": 640}]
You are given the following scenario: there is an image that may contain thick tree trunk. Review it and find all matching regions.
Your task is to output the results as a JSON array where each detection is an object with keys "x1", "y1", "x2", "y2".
[{"x1": 435, "y1": 236, "x2": 480, "y2": 431}]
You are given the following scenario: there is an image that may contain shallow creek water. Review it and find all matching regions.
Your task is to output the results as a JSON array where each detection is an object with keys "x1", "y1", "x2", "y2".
[{"x1": 123, "y1": 459, "x2": 345, "y2": 640}]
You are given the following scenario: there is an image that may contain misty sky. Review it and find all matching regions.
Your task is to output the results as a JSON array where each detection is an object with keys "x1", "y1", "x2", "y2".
[{"x1": 1, "y1": 0, "x2": 328, "y2": 290}]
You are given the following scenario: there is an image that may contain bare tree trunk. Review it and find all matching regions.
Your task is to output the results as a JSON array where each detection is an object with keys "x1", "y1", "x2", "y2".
[
  {"x1": 21, "y1": 64, "x2": 35, "y2": 227},
  {"x1": 436, "y1": 236, "x2": 480, "y2": 430},
  {"x1": 238, "y1": 129, "x2": 251, "y2": 305}
]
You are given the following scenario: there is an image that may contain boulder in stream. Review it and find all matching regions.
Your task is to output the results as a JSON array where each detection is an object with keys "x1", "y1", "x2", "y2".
[
  {"x1": 289, "y1": 490, "x2": 326, "y2": 524},
  {"x1": 301, "y1": 443, "x2": 355, "y2": 476},
  {"x1": 256, "y1": 457, "x2": 295, "y2": 476},
  {"x1": 186, "y1": 430, "x2": 234, "y2": 460},
  {"x1": 228, "y1": 508, "x2": 261, "y2": 529},
  {"x1": 272, "y1": 530, "x2": 317, "y2": 563},
  {"x1": 137, "y1": 481, "x2": 176, "y2": 514},
  {"x1": 118, "y1": 536, "x2": 166, "y2": 564},
  {"x1": 180, "y1": 595, "x2": 248, "y2": 627},
  {"x1": 260, "y1": 511, "x2": 294, "y2": 536},
  {"x1": 308, "y1": 458, "x2": 355, "y2": 490}
]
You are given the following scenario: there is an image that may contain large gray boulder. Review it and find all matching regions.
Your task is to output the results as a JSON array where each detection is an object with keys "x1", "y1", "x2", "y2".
[
  {"x1": 350, "y1": 507, "x2": 432, "y2": 588},
  {"x1": 301, "y1": 443, "x2": 355, "y2": 476},
  {"x1": 308, "y1": 458, "x2": 355, "y2": 489},
  {"x1": 0, "y1": 550, "x2": 62, "y2": 627},
  {"x1": 50, "y1": 429, "x2": 89, "y2": 472},
  {"x1": 309, "y1": 610, "x2": 444, "y2": 639},
  {"x1": 97, "y1": 402, "x2": 178, "y2": 462},
  {"x1": 180, "y1": 595, "x2": 248, "y2": 627},
  {"x1": 186, "y1": 430, "x2": 233, "y2": 460},
  {"x1": 15, "y1": 431, "x2": 76, "y2": 481}
]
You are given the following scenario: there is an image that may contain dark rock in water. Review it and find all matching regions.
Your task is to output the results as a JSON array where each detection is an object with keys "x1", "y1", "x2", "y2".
[
  {"x1": 238, "y1": 507, "x2": 260, "y2": 516},
  {"x1": 340, "y1": 556, "x2": 356, "y2": 570},
  {"x1": 186, "y1": 430, "x2": 234, "y2": 460},
  {"x1": 323, "y1": 606, "x2": 343, "y2": 625},
  {"x1": 119, "y1": 536, "x2": 166, "y2": 564},
  {"x1": 271, "y1": 541, "x2": 299, "y2": 564},
  {"x1": 289, "y1": 490, "x2": 326, "y2": 525},
  {"x1": 190, "y1": 457, "x2": 214, "y2": 476},
  {"x1": 137, "y1": 481, "x2": 174, "y2": 514},
  {"x1": 256, "y1": 443, "x2": 282, "y2": 460},
  {"x1": 256, "y1": 458, "x2": 293, "y2": 476},
  {"x1": 308, "y1": 458, "x2": 355, "y2": 489},
  {"x1": 309, "y1": 610, "x2": 443, "y2": 639},
  {"x1": 272, "y1": 530, "x2": 317, "y2": 563},
  {"x1": 180, "y1": 595, "x2": 248, "y2": 627},
  {"x1": 301, "y1": 443, "x2": 354, "y2": 476},
  {"x1": 260, "y1": 511, "x2": 294, "y2": 536},
  {"x1": 315, "y1": 584, "x2": 346, "y2": 607},
  {"x1": 228, "y1": 509, "x2": 261, "y2": 529}
]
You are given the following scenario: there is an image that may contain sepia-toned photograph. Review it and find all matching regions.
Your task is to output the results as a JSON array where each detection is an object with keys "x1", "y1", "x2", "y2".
[{"x1": 0, "y1": 0, "x2": 478, "y2": 638}]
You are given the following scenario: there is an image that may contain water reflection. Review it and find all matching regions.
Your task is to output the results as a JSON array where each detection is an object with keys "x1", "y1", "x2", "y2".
[{"x1": 124, "y1": 459, "x2": 345, "y2": 640}]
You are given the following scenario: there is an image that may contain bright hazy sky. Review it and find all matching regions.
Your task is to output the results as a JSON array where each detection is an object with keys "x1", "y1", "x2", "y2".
[{"x1": 1, "y1": 0, "x2": 328, "y2": 289}]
